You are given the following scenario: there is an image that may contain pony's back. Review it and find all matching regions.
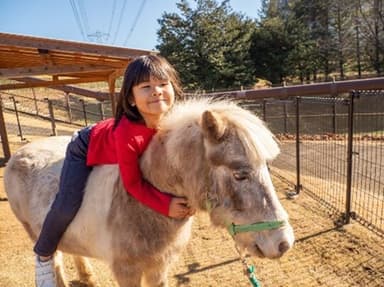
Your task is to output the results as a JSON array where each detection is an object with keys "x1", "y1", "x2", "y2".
[
  {"x1": 4, "y1": 136, "x2": 190, "y2": 263},
  {"x1": 4, "y1": 136, "x2": 70, "y2": 241}
]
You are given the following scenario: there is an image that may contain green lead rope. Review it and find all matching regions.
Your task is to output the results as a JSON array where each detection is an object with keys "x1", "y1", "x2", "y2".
[
  {"x1": 248, "y1": 265, "x2": 261, "y2": 287},
  {"x1": 205, "y1": 198, "x2": 285, "y2": 287},
  {"x1": 227, "y1": 220, "x2": 285, "y2": 287}
]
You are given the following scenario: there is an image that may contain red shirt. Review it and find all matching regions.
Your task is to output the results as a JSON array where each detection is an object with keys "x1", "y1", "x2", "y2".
[{"x1": 86, "y1": 116, "x2": 172, "y2": 216}]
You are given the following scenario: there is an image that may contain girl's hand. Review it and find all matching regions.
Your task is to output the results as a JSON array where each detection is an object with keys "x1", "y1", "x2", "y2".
[{"x1": 168, "y1": 197, "x2": 195, "y2": 219}]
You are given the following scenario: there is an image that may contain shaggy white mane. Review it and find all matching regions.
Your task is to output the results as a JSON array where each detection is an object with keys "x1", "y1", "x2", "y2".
[{"x1": 160, "y1": 97, "x2": 280, "y2": 163}]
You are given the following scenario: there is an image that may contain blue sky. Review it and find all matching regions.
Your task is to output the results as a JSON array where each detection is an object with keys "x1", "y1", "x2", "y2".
[{"x1": 0, "y1": 0, "x2": 262, "y2": 51}]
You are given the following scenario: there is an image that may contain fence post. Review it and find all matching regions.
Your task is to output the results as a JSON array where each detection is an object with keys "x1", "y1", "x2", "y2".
[
  {"x1": 262, "y1": 100, "x2": 266, "y2": 122},
  {"x1": 64, "y1": 92, "x2": 73, "y2": 123},
  {"x1": 10, "y1": 96, "x2": 26, "y2": 141},
  {"x1": 80, "y1": 99, "x2": 88, "y2": 126},
  {"x1": 345, "y1": 91, "x2": 356, "y2": 224},
  {"x1": 0, "y1": 97, "x2": 11, "y2": 161},
  {"x1": 295, "y1": 97, "x2": 302, "y2": 194},
  {"x1": 283, "y1": 102, "x2": 288, "y2": 134},
  {"x1": 45, "y1": 98, "x2": 57, "y2": 136},
  {"x1": 331, "y1": 83, "x2": 338, "y2": 134},
  {"x1": 99, "y1": 101, "x2": 105, "y2": 120},
  {"x1": 31, "y1": 88, "x2": 39, "y2": 116},
  {"x1": 332, "y1": 101, "x2": 337, "y2": 134}
]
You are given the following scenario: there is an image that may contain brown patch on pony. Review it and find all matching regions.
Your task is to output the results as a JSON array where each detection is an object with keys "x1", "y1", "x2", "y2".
[
  {"x1": 201, "y1": 111, "x2": 227, "y2": 143},
  {"x1": 72, "y1": 256, "x2": 95, "y2": 285}
]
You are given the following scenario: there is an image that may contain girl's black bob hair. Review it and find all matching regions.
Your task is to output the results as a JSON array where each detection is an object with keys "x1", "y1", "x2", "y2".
[{"x1": 114, "y1": 55, "x2": 183, "y2": 126}]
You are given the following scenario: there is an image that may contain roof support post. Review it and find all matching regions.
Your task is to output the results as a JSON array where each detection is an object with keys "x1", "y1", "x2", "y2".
[
  {"x1": 0, "y1": 97, "x2": 11, "y2": 161},
  {"x1": 108, "y1": 75, "x2": 116, "y2": 116}
]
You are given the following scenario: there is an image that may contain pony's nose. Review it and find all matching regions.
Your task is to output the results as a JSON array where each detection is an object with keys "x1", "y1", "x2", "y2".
[{"x1": 278, "y1": 241, "x2": 291, "y2": 255}]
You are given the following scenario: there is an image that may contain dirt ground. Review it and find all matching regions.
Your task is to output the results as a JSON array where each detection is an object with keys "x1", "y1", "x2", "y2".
[
  {"x1": 1, "y1": 110, "x2": 383, "y2": 286},
  {"x1": 1, "y1": 162, "x2": 383, "y2": 287}
]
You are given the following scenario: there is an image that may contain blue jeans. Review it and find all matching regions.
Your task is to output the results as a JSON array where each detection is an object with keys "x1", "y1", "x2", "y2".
[{"x1": 34, "y1": 126, "x2": 93, "y2": 257}]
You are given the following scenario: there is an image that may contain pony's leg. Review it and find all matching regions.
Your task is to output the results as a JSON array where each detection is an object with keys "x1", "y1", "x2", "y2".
[
  {"x1": 142, "y1": 263, "x2": 169, "y2": 287},
  {"x1": 73, "y1": 255, "x2": 97, "y2": 286},
  {"x1": 54, "y1": 251, "x2": 68, "y2": 287},
  {"x1": 112, "y1": 260, "x2": 142, "y2": 287}
]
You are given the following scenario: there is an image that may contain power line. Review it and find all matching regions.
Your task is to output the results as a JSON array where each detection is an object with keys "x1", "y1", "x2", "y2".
[
  {"x1": 112, "y1": 0, "x2": 128, "y2": 44},
  {"x1": 123, "y1": 0, "x2": 147, "y2": 46},
  {"x1": 69, "y1": 0, "x2": 87, "y2": 41},
  {"x1": 78, "y1": 0, "x2": 90, "y2": 37},
  {"x1": 107, "y1": 0, "x2": 118, "y2": 43},
  {"x1": 70, "y1": 0, "x2": 128, "y2": 44}
]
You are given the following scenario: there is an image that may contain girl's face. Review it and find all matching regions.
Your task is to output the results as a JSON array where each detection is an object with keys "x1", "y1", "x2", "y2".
[{"x1": 132, "y1": 76, "x2": 175, "y2": 128}]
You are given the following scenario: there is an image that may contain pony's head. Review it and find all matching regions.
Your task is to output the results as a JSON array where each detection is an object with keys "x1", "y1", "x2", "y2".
[{"x1": 143, "y1": 98, "x2": 294, "y2": 259}]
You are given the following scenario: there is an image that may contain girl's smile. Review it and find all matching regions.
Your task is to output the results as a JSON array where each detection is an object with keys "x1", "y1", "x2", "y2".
[{"x1": 132, "y1": 76, "x2": 175, "y2": 128}]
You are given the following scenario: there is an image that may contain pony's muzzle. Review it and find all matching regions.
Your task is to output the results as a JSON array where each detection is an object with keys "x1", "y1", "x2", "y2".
[{"x1": 278, "y1": 240, "x2": 291, "y2": 255}]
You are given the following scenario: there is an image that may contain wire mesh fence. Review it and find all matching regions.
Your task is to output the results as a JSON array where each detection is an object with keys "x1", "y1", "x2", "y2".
[
  {"x1": 0, "y1": 90, "x2": 113, "y2": 144},
  {"x1": 295, "y1": 96, "x2": 351, "y2": 220},
  {"x1": 251, "y1": 91, "x2": 384, "y2": 237},
  {"x1": 350, "y1": 91, "x2": 384, "y2": 234},
  {"x1": 0, "y1": 88, "x2": 383, "y2": 237}
]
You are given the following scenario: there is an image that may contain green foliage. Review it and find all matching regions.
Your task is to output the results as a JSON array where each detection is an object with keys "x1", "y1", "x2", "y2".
[
  {"x1": 250, "y1": 17, "x2": 290, "y2": 84},
  {"x1": 157, "y1": 0, "x2": 256, "y2": 90},
  {"x1": 156, "y1": 0, "x2": 384, "y2": 89},
  {"x1": 358, "y1": 0, "x2": 384, "y2": 74}
]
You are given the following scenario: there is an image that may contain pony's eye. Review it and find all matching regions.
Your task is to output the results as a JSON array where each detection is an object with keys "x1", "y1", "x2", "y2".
[{"x1": 233, "y1": 170, "x2": 249, "y2": 181}]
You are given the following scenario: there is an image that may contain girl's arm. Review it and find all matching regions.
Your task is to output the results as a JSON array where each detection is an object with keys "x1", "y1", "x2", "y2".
[
  {"x1": 114, "y1": 119, "x2": 193, "y2": 218},
  {"x1": 116, "y1": 139, "x2": 172, "y2": 216}
]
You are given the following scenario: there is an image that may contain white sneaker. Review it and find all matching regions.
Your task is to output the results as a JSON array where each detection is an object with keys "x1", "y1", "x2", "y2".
[{"x1": 35, "y1": 256, "x2": 56, "y2": 287}]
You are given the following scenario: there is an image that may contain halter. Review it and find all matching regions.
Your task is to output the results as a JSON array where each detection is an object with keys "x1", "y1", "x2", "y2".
[
  {"x1": 205, "y1": 199, "x2": 285, "y2": 286},
  {"x1": 227, "y1": 220, "x2": 285, "y2": 236},
  {"x1": 227, "y1": 220, "x2": 285, "y2": 287},
  {"x1": 204, "y1": 199, "x2": 286, "y2": 235}
]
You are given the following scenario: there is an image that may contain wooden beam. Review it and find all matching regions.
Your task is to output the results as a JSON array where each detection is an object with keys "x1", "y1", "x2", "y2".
[
  {"x1": 11, "y1": 77, "x2": 112, "y2": 100},
  {"x1": 204, "y1": 77, "x2": 384, "y2": 100},
  {"x1": 0, "y1": 63, "x2": 118, "y2": 78},
  {"x1": 0, "y1": 47, "x2": 130, "y2": 67},
  {"x1": 108, "y1": 68, "x2": 125, "y2": 79},
  {"x1": 0, "y1": 76, "x2": 107, "y2": 90},
  {"x1": 38, "y1": 49, "x2": 55, "y2": 65},
  {"x1": 0, "y1": 32, "x2": 157, "y2": 59}
]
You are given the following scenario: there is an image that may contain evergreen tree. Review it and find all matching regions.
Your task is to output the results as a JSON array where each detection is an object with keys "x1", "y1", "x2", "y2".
[
  {"x1": 250, "y1": 0, "x2": 317, "y2": 84},
  {"x1": 156, "y1": 0, "x2": 382, "y2": 89},
  {"x1": 359, "y1": 0, "x2": 384, "y2": 74},
  {"x1": 157, "y1": 0, "x2": 256, "y2": 90},
  {"x1": 250, "y1": 17, "x2": 292, "y2": 84}
]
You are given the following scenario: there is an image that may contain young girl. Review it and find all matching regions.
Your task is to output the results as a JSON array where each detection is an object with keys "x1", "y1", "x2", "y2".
[{"x1": 34, "y1": 55, "x2": 194, "y2": 287}]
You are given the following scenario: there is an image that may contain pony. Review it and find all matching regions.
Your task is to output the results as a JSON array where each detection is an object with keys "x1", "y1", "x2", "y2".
[{"x1": 4, "y1": 98, "x2": 294, "y2": 287}]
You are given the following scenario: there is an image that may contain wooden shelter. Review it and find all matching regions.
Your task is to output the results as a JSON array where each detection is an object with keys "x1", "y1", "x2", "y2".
[
  {"x1": 0, "y1": 32, "x2": 156, "y2": 160},
  {"x1": 0, "y1": 32, "x2": 156, "y2": 109}
]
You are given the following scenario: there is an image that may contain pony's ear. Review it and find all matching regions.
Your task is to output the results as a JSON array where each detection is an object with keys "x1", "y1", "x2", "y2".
[{"x1": 202, "y1": 110, "x2": 226, "y2": 142}]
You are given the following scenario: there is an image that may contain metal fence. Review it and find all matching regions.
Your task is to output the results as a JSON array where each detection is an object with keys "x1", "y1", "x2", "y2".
[
  {"x1": 253, "y1": 91, "x2": 384, "y2": 237},
  {"x1": 349, "y1": 91, "x2": 384, "y2": 234},
  {"x1": 0, "y1": 91, "x2": 113, "y2": 143},
  {"x1": 0, "y1": 88, "x2": 383, "y2": 237}
]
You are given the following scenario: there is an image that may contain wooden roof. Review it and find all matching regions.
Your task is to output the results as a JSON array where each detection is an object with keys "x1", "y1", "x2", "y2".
[{"x1": 0, "y1": 32, "x2": 156, "y2": 102}]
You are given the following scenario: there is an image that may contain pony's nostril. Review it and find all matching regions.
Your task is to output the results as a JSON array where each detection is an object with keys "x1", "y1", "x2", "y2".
[{"x1": 278, "y1": 241, "x2": 290, "y2": 254}]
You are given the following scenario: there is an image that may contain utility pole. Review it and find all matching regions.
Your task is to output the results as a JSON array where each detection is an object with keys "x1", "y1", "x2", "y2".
[{"x1": 87, "y1": 31, "x2": 109, "y2": 43}]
